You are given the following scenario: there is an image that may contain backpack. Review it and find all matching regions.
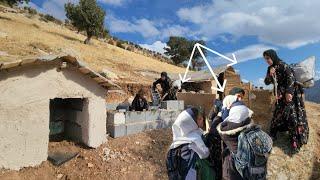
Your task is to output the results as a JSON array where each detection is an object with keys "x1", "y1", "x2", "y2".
[
  {"x1": 166, "y1": 144, "x2": 197, "y2": 180},
  {"x1": 290, "y1": 56, "x2": 316, "y2": 88},
  {"x1": 232, "y1": 126, "x2": 273, "y2": 180}
]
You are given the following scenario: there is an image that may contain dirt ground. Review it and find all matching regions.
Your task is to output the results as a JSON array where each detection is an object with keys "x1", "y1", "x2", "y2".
[
  {"x1": 0, "y1": 102, "x2": 319, "y2": 180},
  {"x1": 0, "y1": 128, "x2": 172, "y2": 180}
]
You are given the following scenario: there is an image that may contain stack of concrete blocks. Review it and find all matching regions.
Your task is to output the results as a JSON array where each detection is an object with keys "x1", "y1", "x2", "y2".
[
  {"x1": 107, "y1": 100, "x2": 184, "y2": 138},
  {"x1": 106, "y1": 103, "x2": 119, "y2": 111}
]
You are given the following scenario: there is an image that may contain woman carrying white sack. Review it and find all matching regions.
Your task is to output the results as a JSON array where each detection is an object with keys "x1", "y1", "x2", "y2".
[{"x1": 166, "y1": 107, "x2": 215, "y2": 180}]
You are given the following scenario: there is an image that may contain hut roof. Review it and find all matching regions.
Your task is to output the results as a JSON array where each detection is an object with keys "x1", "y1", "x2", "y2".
[{"x1": 0, "y1": 54, "x2": 120, "y2": 90}]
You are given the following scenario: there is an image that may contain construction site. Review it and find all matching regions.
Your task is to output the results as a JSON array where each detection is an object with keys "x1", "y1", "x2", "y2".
[{"x1": 0, "y1": 3, "x2": 320, "y2": 180}]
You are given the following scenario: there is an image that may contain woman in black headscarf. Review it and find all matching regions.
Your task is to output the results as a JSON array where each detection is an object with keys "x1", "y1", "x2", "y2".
[{"x1": 263, "y1": 49, "x2": 309, "y2": 153}]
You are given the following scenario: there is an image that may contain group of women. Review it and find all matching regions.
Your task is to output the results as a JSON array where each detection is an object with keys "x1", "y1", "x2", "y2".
[{"x1": 166, "y1": 49, "x2": 309, "y2": 180}]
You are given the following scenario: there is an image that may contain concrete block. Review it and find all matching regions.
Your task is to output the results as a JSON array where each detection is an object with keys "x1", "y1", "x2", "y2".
[
  {"x1": 145, "y1": 110, "x2": 160, "y2": 122},
  {"x1": 145, "y1": 120, "x2": 163, "y2": 130},
  {"x1": 126, "y1": 122, "x2": 147, "y2": 135},
  {"x1": 161, "y1": 100, "x2": 184, "y2": 110},
  {"x1": 106, "y1": 103, "x2": 119, "y2": 111},
  {"x1": 171, "y1": 110, "x2": 181, "y2": 121},
  {"x1": 162, "y1": 118, "x2": 175, "y2": 128},
  {"x1": 107, "y1": 111, "x2": 125, "y2": 125},
  {"x1": 125, "y1": 111, "x2": 146, "y2": 123},
  {"x1": 107, "y1": 124, "x2": 126, "y2": 138},
  {"x1": 149, "y1": 106, "x2": 159, "y2": 110},
  {"x1": 158, "y1": 109, "x2": 173, "y2": 121},
  {"x1": 178, "y1": 101, "x2": 184, "y2": 110}
]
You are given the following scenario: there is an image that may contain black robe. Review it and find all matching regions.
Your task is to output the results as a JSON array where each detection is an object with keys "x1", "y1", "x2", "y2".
[{"x1": 264, "y1": 60, "x2": 309, "y2": 152}]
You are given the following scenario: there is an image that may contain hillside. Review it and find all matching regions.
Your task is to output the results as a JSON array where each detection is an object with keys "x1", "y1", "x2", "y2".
[
  {"x1": 0, "y1": 7, "x2": 185, "y2": 84},
  {"x1": 305, "y1": 80, "x2": 320, "y2": 103}
]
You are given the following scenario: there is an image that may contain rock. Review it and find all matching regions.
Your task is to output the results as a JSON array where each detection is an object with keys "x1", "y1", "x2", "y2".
[
  {"x1": 61, "y1": 48, "x2": 82, "y2": 60},
  {"x1": 57, "y1": 174, "x2": 63, "y2": 179},
  {"x1": 87, "y1": 162, "x2": 94, "y2": 168},
  {"x1": 100, "y1": 68, "x2": 119, "y2": 80},
  {"x1": 277, "y1": 172, "x2": 288, "y2": 180},
  {"x1": 0, "y1": 31, "x2": 8, "y2": 38},
  {"x1": 135, "y1": 141, "x2": 140, "y2": 145},
  {"x1": 0, "y1": 51, "x2": 8, "y2": 56}
]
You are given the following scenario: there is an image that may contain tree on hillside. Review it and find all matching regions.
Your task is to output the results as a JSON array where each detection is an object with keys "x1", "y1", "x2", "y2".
[
  {"x1": 65, "y1": 0, "x2": 106, "y2": 44},
  {"x1": 1, "y1": 0, "x2": 29, "y2": 7},
  {"x1": 190, "y1": 39, "x2": 206, "y2": 70},
  {"x1": 164, "y1": 36, "x2": 206, "y2": 70}
]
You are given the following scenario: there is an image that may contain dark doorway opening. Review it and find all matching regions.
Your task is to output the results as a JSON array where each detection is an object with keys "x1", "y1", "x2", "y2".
[{"x1": 49, "y1": 98, "x2": 84, "y2": 142}]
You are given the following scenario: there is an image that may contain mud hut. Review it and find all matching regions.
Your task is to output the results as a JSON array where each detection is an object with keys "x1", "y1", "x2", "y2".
[{"x1": 0, "y1": 55, "x2": 119, "y2": 170}]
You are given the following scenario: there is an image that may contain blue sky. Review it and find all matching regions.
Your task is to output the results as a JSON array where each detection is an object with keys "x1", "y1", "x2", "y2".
[{"x1": 27, "y1": 0, "x2": 320, "y2": 88}]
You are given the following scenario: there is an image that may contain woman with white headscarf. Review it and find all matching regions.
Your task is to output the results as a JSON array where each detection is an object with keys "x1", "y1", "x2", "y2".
[
  {"x1": 166, "y1": 107, "x2": 211, "y2": 180},
  {"x1": 217, "y1": 101, "x2": 254, "y2": 180},
  {"x1": 207, "y1": 95, "x2": 255, "y2": 180}
]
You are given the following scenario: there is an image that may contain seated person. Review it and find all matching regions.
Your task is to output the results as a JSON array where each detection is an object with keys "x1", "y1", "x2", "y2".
[
  {"x1": 130, "y1": 89, "x2": 149, "y2": 111},
  {"x1": 164, "y1": 80, "x2": 182, "y2": 100},
  {"x1": 166, "y1": 107, "x2": 212, "y2": 180},
  {"x1": 153, "y1": 72, "x2": 172, "y2": 101}
]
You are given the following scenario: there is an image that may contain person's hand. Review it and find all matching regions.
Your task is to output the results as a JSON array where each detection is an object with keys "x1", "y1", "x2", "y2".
[
  {"x1": 285, "y1": 93, "x2": 293, "y2": 102},
  {"x1": 269, "y1": 67, "x2": 276, "y2": 76}
]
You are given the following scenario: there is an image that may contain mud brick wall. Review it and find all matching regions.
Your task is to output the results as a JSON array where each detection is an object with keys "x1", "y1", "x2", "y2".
[
  {"x1": 224, "y1": 71, "x2": 252, "y2": 106},
  {"x1": 250, "y1": 90, "x2": 274, "y2": 132},
  {"x1": 177, "y1": 92, "x2": 216, "y2": 117},
  {"x1": 106, "y1": 83, "x2": 152, "y2": 103}
]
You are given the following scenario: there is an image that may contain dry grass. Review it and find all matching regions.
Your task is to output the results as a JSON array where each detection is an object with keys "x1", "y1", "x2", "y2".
[
  {"x1": 0, "y1": 10, "x2": 185, "y2": 83},
  {"x1": 266, "y1": 102, "x2": 320, "y2": 180}
]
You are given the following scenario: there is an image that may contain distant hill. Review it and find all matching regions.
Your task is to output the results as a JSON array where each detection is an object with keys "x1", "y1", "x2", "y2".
[
  {"x1": 0, "y1": 6, "x2": 185, "y2": 85},
  {"x1": 305, "y1": 80, "x2": 320, "y2": 103}
]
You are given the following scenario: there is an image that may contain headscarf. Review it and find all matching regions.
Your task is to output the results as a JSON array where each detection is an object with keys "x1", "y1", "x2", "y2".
[
  {"x1": 170, "y1": 109, "x2": 209, "y2": 159},
  {"x1": 224, "y1": 105, "x2": 250, "y2": 124},
  {"x1": 263, "y1": 49, "x2": 282, "y2": 65},
  {"x1": 222, "y1": 95, "x2": 238, "y2": 109}
]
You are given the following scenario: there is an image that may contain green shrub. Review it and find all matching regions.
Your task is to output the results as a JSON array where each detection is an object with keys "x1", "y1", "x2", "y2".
[
  {"x1": 26, "y1": 7, "x2": 37, "y2": 15},
  {"x1": 116, "y1": 41, "x2": 125, "y2": 49}
]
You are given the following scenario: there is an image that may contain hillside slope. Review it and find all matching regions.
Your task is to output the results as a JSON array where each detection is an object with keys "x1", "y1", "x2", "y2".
[
  {"x1": 305, "y1": 80, "x2": 320, "y2": 103},
  {"x1": 0, "y1": 8, "x2": 185, "y2": 84}
]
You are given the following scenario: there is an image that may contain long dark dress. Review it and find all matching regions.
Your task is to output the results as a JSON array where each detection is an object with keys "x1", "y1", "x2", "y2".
[{"x1": 264, "y1": 61, "x2": 309, "y2": 152}]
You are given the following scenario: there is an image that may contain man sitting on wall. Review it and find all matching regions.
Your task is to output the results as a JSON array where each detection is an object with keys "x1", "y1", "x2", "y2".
[{"x1": 153, "y1": 72, "x2": 172, "y2": 101}]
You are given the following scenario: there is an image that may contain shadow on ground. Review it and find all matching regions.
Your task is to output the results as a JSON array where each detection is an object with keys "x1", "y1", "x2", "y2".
[
  {"x1": 45, "y1": 30, "x2": 81, "y2": 43},
  {"x1": 310, "y1": 159, "x2": 320, "y2": 180}
]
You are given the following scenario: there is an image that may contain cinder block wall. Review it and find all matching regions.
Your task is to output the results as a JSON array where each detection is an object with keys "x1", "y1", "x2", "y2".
[
  {"x1": 107, "y1": 101, "x2": 184, "y2": 138},
  {"x1": 107, "y1": 109, "x2": 182, "y2": 138}
]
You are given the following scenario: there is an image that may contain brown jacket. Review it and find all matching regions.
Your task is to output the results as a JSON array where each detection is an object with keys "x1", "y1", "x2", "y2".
[{"x1": 217, "y1": 118, "x2": 253, "y2": 180}]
